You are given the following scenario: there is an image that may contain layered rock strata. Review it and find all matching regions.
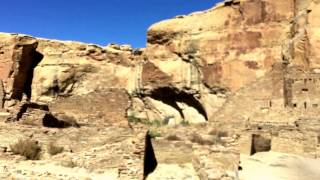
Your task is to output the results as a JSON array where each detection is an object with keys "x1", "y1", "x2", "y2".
[{"x1": 0, "y1": 0, "x2": 320, "y2": 179}]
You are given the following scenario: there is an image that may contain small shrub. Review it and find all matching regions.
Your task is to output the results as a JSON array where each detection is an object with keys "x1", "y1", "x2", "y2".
[
  {"x1": 47, "y1": 142, "x2": 64, "y2": 156},
  {"x1": 127, "y1": 115, "x2": 150, "y2": 125},
  {"x1": 128, "y1": 115, "x2": 164, "y2": 127},
  {"x1": 148, "y1": 130, "x2": 161, "y2": 138},
  {"x1": 61, "y1": 159, "x2": 77, "y2": 168},
  {"x1": 10, "y1": 139, "x2": 41, "y2": 160},
  {"x1": 166, "y1": 134, "x2": 181, "y2": 141},
  {"x1": 181, "y1": 120, "x2": 190, "y2": 126},
  {"x1": 184, "y1": 42, "x2": 198, "y2": 54},
  {"x1": 151, "y1": 119, "x2": 162, "y2": 127},
  {"x1": 127, "y1": 115, "x2": 142, "y2": 124}
]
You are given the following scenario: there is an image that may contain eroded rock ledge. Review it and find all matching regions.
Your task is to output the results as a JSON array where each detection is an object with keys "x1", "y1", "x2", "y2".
[{"x1": 1, "y1": 0, "x2": 320, "y2": 179}]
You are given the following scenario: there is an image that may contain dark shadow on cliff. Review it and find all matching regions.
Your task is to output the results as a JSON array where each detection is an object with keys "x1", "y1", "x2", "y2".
[
  {"x1": 11, "y1": 46, "x2": 43, "y2": 101},
  {"x1": 25, "y1": 51, "x2": 43, "y2": 100},
  {"x1": 143, "y1": 87, "x2": 208, "y2": 120}
]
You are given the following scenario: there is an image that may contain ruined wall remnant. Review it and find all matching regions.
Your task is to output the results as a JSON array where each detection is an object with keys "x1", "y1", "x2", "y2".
[
  {"x1": 250, "y1": 134, "x2": 271, "y2": 155},
  {"x1": 284, "y1": 77, "x2": 294, "y2": 107},
  {"x1": 271, "y1": 129, "x2": 319, "y2": 158},
  {"x1": 0, "y1": 79, "x2": 4, "y2": 109},
  {"x1": 283, "y1": 70, "x2": 320, "y2": 109}
]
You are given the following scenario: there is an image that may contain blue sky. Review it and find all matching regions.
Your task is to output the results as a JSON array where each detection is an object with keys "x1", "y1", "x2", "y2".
[{"x1": 0, "y1": 0, "x2": 221, "y2": 47}]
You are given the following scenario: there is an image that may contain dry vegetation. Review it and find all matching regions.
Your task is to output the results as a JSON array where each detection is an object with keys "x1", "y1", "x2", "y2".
[
  {"x1": 47, "y1": 142, "x2": 64, "y2": 156},
  {"x1": 166, "y1": 134, "x2": 181, "y2": 141},
  {"x1": 60, "y1": 159, "x2": 77, "y2": 168},
  {"x1": 10, "y1": 139, "x2": 41, "y2": 160}
]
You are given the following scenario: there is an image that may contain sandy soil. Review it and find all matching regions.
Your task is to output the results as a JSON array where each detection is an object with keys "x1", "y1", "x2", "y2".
[{"x1": 240, "y1": 152, "x2": 320, "y2": 180}]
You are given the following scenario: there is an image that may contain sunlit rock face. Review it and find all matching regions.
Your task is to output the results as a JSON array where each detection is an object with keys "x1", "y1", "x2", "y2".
[
  {"x1": 1, "y1": 1, "x2": 320, "y2": 180},
  {"x1": 144, "y1": 0, "x2": 320, "y2": 124},
  {"x1": 0, "y1": 34, "x2": 43, "y2": 108},
  {"x1": 141, "y1": 0, "x2": 299, "y2": 124},
  {"x1": 146, "y1": 0, "x2": 295, "y2": 92},
  {"x1": 0, "y1": 33, "x2": 140, "y2": 125},
  {"x1": 33, "y1": 39, "x2": 142, "y2": 102},
  {"x1": 2, "y1": 0, "x2": 320, "y2": 126},
  {"x1": 0, "y1": 33, "x2": 142, "y2": 101}
]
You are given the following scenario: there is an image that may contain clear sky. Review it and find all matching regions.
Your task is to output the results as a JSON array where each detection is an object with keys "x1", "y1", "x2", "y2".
[{"x1": 0, "y1": 0, "x2": 221, "y2": 48}]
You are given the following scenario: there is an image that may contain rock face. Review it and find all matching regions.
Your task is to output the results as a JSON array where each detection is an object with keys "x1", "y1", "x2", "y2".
[
  {"x1": 4, "y1": 0, "x2": 315, "y2": 125},
  {"x1": 1, "y1": 0, "x2": 320, "y2": 179},
  {"x1": 143, "y1": 0, "x2": 320, "y2": 160},
  {"x1": 139, "y1": 0, "x2": 320, "y2": 125},
  {"x1": 147, "y1": 0, "x2": 294, "y2": 91},
  {"x1": 33, "y1": 40, "x2": 141, "y2": 101},
  {"x1": 0, "y1": 34, "x2": 42, "y2": 103},
  {"x1": 0, "y1": 33, "x2": 140, "y2": 124}
]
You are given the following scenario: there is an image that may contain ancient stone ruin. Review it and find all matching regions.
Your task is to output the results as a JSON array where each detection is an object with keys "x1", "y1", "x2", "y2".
[{"x1": 0, "y1": 0, "x2": 320, "y2": 179}]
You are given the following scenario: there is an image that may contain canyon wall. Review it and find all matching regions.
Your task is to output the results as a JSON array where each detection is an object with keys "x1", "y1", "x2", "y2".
[
  {"x1": 144, "y1": 0, "x2": 320, "y2": 125},
  {"x1": 1, "y1": 1, "x2": 320, "y2": 179},
  {"x1": 1, "y1": 0, "x2": 320, "y2": 126}
]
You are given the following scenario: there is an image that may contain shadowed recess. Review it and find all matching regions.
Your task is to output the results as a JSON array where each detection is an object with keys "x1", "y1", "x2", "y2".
[
  {"x1": 144, "y1": 87, "x2": 208, "y2": 120},
  {"x1": 250, "y1": 134, "x2": 271, "y2": 155},
  {"x1": 143, "y1": 131, "x2": 158, "y2": 179},
  {"x1": 11, "y1": 44, "x2": 43, "y2": 101}
]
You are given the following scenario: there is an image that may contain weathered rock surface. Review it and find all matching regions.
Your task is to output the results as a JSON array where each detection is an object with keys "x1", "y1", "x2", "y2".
[
  {"x1": 33, "y1": 38, "x2": 142, "y2": 101},
  {"x1": 143, "y1": 0, "x2": 320, "y2": 159},
  {"x1": 1, "y1": 0, "x2": 320, "y2": 179},
  {"x1": 132, "y1": 0, "x2": 320, "y2": 125},
  {"x1": 147, "y1": 0, "x2": 294, "y2": 91}
]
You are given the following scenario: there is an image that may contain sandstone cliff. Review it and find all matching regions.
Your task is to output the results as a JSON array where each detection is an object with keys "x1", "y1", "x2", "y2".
[
  {"x1": 1, "y1": 0, "x2": 320, "y2": 128},
  {"x1": 144, "y1": 0, "x2": 320, "y2": 125},
  {"x1": 0, "y1": 0, "x2": 320, "y2": 179}
]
